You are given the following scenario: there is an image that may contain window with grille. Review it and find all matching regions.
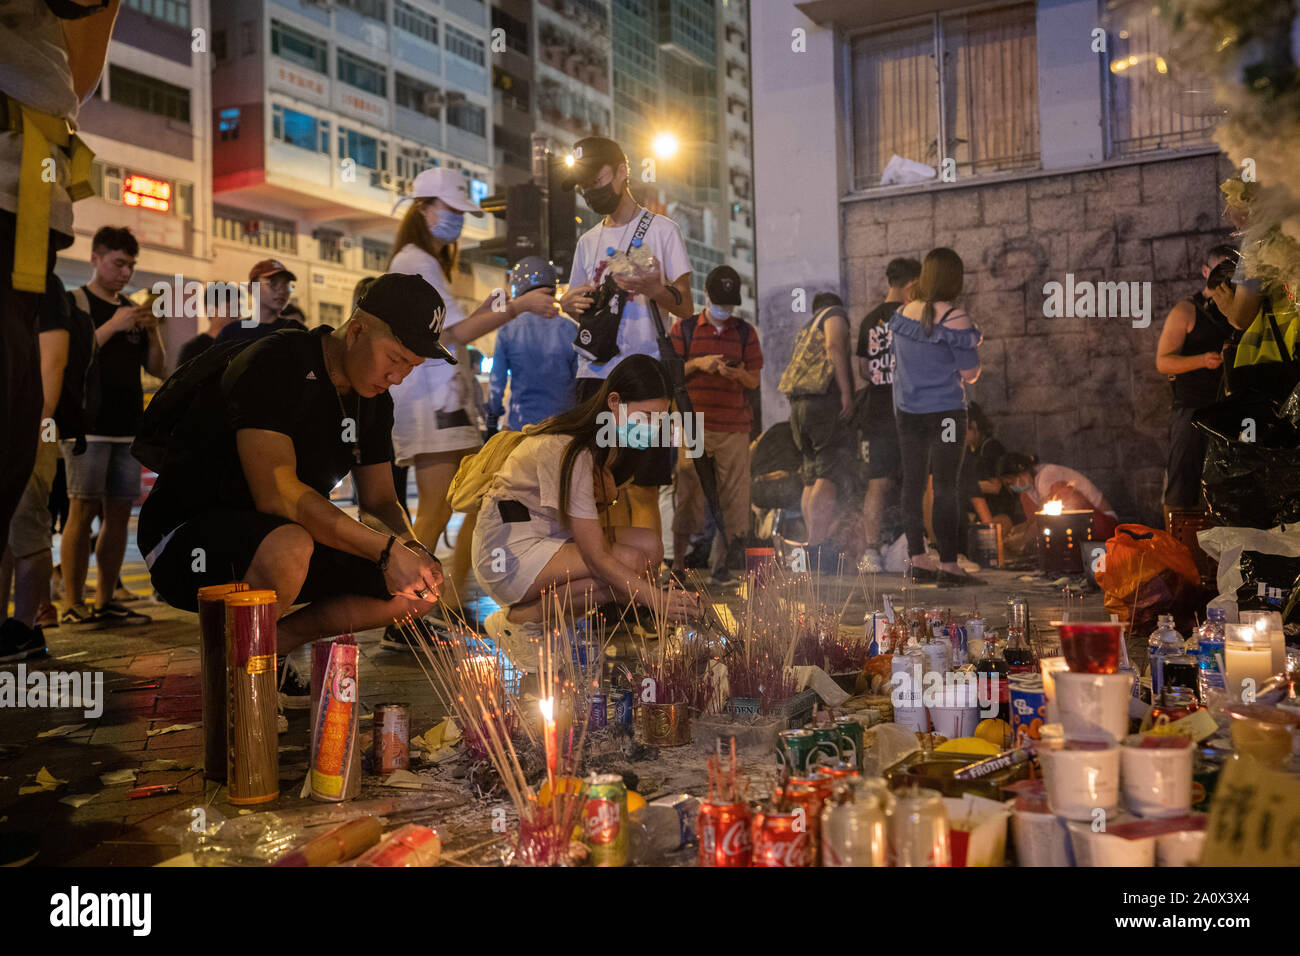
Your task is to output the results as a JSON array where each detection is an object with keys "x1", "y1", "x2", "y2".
[
  {"x1": 1106, "y1": 4, "x2": 1219, "y2": 155},
  {"x1": 338, "y1": 128, "x2": 383, "y2": 169},
  {"x1": 338, "y1": 0, "x2": 386, "y2": 22},
  {"x1": 394, "y1": 0, "x2": 438, "y2": 43},
  {"x1": 214, "y1": 205, "x2": 297, "y2": 255},
  {"x1": 272, "y1": 105, "x2": 331, "y2": 153},
  {"x1": 849, "y1": 3, "x2": 1039, "y2": 190},
  {"x1": 318, "y1": 233, "x2": 344, "y2": 263},
  {"x1": 108, "y1": 65, "x2": 191, "y2": 123},
  {"x1": 272, "y1": 20, "x2": 328, "y2": 73},
  {"x1": 123, "y1": 0, "x2": 190, "y2": 29},
  {"x1": 319, "y1": 302, "x2": 344, "y2": 328},
  {"x1": 491, "y1": 6, "x2": 529, "y2": 55},
  {"x1": 362, "y1": 239, "x2": 389, "y2": 271},
  {"x1": 396, "y1": 73, "x2": 441, "y2": 117},
  {"x1": 447, "y1": 101, "x2": 486, "y2": 137},
  {"x1": 445, "y1": 24, "x2": 486, "y2": 67},
  {"x1": 338, "y1": 49, "x2": 387, "y2": 96}
]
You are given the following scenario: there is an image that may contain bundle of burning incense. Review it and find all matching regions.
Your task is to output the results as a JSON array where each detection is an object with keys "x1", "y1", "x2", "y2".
[
  {"x1": 706, "y1": 737, "x2": 750, "y2": 805},
  {"x1": 623, "y1": 574, "x2": 717, "y2": 711}
]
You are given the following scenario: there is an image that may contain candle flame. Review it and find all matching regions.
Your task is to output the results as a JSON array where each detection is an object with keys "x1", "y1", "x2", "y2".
[
  {"x1": 538, "y1": 697, "x2": 554, "y2": 722},
  {"x1": 1041, "y1": 499, "x2": 1064, "y2": 516}
]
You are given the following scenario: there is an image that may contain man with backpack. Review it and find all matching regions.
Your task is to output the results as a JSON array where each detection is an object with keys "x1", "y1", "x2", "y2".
[
  {"x1": 60, "y1": 226, "x2": 163, "y2": 628},
  {"x1": 668, "y1": 266, "x2": 763, "y2": 581},
  {"x1": 779, "y1": 291, "x2": 856, "y2": 565},
  {"x1": 135, "y1": 273, "x2": 449, "y2": 706}
]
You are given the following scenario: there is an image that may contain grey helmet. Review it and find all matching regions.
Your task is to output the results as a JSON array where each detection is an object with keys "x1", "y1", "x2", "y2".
[{"x1": 508, "y1": 255, "x2": 558, "y2": 298}]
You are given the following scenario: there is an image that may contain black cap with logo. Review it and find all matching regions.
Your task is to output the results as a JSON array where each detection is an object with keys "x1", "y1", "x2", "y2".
[
  {"x1": 559, "y1": 137, "x2": 628, "y2": 191},
  {"x1": 706, "y1": 265, "x2": 743, "y2": 307},
  {"x1": 356, "y1": 273, "x2": 456, "y2": 363}
]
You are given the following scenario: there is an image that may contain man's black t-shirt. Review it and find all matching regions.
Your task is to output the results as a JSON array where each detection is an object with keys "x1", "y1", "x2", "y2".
[
  {"x1": 177, "y1": 332, "x2": 214, "y2": 367},
  {"x1": 964, "y1": 435, "x2": 1021, "y2": 519},
  {"x1": 79, "y1": 287, "x2": 150, "y2": 437},
  {"x1": 215, "y1": 315, "x2": 309, "y2": 343},
  {"x1": 139, "y1": 327, "x2": 395, "y2": 543},
  {"x1": 856, "y1": 300, "x2": 900, "y2": 427}
]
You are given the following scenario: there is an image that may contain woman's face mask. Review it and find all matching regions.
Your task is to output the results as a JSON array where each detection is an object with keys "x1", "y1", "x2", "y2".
[
  {"x1": 617, "y1": 420, "x2": 654, "y2": 450},
  {"x1": 1008, "y1": 477, "x2": 1033, "y2": 494},
  {"x1": 429, "y1": 208, "x2": 464, "y2": 242}
]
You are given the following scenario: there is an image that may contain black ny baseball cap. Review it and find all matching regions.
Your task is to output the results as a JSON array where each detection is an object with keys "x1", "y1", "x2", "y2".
[
  {"x1": 357, "y1": 273, "x2": 456, "y2": 363},
  {"x1": 706, "y1": 265, "x2": 743, "y2": 306},
  {"x1": 559, "y1": 137, "x2": 628, "y2": 191}
]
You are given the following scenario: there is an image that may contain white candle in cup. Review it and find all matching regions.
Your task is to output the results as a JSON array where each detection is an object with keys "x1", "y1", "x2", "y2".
[
  {"x1": 1240, "y1": 614, "x2": 1287, "y2": 676},
  {"x1": 1225, "y1": 625, "x2": 1274, "y2": 703}
]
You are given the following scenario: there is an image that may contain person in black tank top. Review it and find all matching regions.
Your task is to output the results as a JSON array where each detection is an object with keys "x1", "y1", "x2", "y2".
[{"x1": 1155, "y1": 243, "x2": 1238, "y2": 509}]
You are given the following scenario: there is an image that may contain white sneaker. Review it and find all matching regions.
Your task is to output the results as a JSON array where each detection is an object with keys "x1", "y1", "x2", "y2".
[
  {"x1": 956, "y1": 554, "x2": 980, "y2": 574},
  {"x1": 858, "y1": 547, "x2": 884, "y2": 574},
  {"x1": 482, "y1": 609, "x2": 542, "y2": 673}
]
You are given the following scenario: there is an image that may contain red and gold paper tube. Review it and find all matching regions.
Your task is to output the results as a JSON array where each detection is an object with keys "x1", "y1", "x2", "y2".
[
  {"x1": 311, "y1": 637, "x2": 360, "y2": 802},
  {"x1": 198, "y1": 583, "x2": 247, "y2": 783},
  {"x1": 272, "y1": 816, "x2": 382, "y2": 867},
  {"x1": 225, "y1": 589, "x2": 280, "y2": 805},
  {"x1": 311, "y1": 637, "x2": 361, "y2": 799},
  {"x1": 345, "y1": 824, "x2": 442, "y2": 867}
]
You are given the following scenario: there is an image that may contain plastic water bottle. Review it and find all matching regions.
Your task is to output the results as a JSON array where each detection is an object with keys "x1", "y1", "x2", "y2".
[
  {"x1": 603, "y1": 245, "x2": 634, "y2": 280},
  {"x1": 1147, "y1": 614, "x2": 1186, "y2": 697},
  {"x1": 628, "y1": 237, "x2": 659, "y2": 279},
  {"x1": 1189, "y1": 607, "x2": 1227, "y2": 697}
]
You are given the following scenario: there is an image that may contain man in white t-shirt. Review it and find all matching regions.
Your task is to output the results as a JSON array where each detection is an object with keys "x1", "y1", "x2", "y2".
[{"x1": 558, "y1": 136, "x2": 694, "y2": 530}]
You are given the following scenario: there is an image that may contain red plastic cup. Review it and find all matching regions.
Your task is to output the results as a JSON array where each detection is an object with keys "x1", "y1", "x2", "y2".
[
  {"x1": 1058, "y1": 622, "x2": 1122, "y2": 674},
  {"x1": 745, "y1": 548, "x2": 777, "y2": 586}
]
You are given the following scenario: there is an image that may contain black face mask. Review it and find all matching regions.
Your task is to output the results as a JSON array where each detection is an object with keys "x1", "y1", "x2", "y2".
[
  {"x1": 45, "y1": 0, "x2": 111, "y2": 20},
  {"x1": 581, "y1": 181, "x2": 621, "y2": 217}
]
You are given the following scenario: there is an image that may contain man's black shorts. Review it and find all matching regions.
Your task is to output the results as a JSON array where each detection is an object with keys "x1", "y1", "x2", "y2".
[
  {"x1": 860, "y1": 414, "x2": 901, "y2": 481},
  {"x1": 789, "y1": 391, "x2": 858, "y2": 488},
  {"x1": 142, "y1": 508, "x2": 390, "y2": 613},
  {"x1": 575, "y1": 375, "x2": 673, "y2": 487}
]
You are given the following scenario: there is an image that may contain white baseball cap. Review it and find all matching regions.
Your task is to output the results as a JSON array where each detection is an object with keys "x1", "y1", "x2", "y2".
[{"x1": 392, "y1": 167, "x2": 483, "y2": 216}]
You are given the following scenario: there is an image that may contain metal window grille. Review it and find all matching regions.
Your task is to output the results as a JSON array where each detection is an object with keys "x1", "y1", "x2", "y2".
[
  {"x1": 394, "y1": 0, "x2": 438, "y2": 44},
  {"x1": 337, "y1": 48, "x2": 388, "y2": 97}
]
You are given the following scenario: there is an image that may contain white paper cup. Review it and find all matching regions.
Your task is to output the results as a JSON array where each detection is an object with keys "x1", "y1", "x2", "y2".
[
  {"x1": 1067, "y1": 817, "x2": 1156, "y2": 867},
  {"x1": 1012, "y1": 808, "x2": 1075, "y2": 867},
  {"x1": 1039, "y1": 743, "x2": 1120, "y2": 821},
  {"x1": 927, "y1": 704, "x2": 982, "y2": 738},
  {"x1": 1156, "y1": 828, "x2": 1206, "y2": 867},
  {"x1": 1120, "y1": 737, "x2": 1193, "y2": 818},
  {"x1": 1054, "y1": 672, "x2": 1133, "y2": 744}
]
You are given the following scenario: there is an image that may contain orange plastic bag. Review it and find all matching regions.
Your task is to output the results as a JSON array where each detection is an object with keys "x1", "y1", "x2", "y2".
[{"x1": 1096, "y1": 524, "x2": 1207, "y2": 638}]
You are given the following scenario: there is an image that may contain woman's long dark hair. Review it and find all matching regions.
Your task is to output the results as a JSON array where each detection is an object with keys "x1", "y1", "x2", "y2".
[
  {"x1": 532, "y1": 354, "x2": 670, "y2": 519},
  {"x1": 916, "y1": 247, "x2": 965, "y2": 336},
  {"x1": 996, "y1": 451, "x2": 1038, "y2": 480}
]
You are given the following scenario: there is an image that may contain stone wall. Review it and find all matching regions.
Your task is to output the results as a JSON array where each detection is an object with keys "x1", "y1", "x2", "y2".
[{"x1": 837, "y1": 151, "x2": 1237, "y2": 527}]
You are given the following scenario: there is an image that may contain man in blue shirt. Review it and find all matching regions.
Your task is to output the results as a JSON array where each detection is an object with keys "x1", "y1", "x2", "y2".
[{"x1": 487, "y1": 257, "x2": 576, "y2": 431}]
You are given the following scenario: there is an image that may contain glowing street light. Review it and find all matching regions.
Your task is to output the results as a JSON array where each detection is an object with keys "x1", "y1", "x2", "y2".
[
  {"x1": 563, "y1": 153, "x2": 575, "y2": 167},
  {"x1": 652, "y1": 131, "x2": 680, "y2": 159}
]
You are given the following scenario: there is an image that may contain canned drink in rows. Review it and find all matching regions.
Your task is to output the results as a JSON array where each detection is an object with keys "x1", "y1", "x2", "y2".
[
  {"x1": 1009, "y1": 674, "x2": 1047, "y2": 744},
  {"x1": 818, "y1": 760, "x2": 859, "y2": 781},
  {"x1": 806, "y1": 725, "x2": 844, "y2": 768},
  {"x1": 588, "y1": 692, "x2": 607, "y2": 730},
  {"x1": 609, "y1": 689, "x2": 635, "y2": 726},
  {"x1": 751, "y1": 809, "x2": 809, "y2": 867},
  {"x1": 372, "y1": 702, "x2": 410, "y2": 775},
  {"x1": 583, "y1": 774, "x2": 629, "y2": 866},
  {"x1": 698, "y1": 800, "x2": 752, "y2": 866},
  {"x1": 774, "y1": 782, "x2": 826, "y2": 865},
  {"x1": 776, "y1": 729, "x2": 818, "y2": 775},
  {"x1": 835, "y1": 715, "x2": 864, "y2": 771},
  {"x1": 822, "y1": 779, "x2": 887, "y2": 867}
]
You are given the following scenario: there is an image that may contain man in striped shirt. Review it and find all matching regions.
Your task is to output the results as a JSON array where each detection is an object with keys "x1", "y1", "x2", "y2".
[{"x1": 669, "y1": 266, "x2": 763, "y2": 580}]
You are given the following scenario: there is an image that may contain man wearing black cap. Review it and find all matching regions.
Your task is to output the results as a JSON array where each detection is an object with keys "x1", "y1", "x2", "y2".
[
  {"x1": 668, "y1": 265, "x2": 762, "y2": 580},
  {"x1": 137, "y1": 273, "x2": 451, "y2": 704},
  {"x1": 557, "y1": 136, "x2": 694, "y2": 530}
]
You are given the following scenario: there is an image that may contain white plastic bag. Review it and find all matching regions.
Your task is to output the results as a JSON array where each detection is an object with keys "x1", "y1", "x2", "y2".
[{"x1": 1197, "y1": 524, "x2": 1300, "y2": 618}]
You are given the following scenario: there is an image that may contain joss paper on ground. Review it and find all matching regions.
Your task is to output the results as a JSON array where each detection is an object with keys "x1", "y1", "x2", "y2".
[
  {"x1": 37, "y1": 724, "x2": 87, "y2": 738},
  {"x1": 18, "y1": 766, "x2": 67, "y2": 795},
  {"x1": 99, "y1": 768, "x2": 138, "y2": 786},
  {"x1": 414, "y1": 718, "x2": 461, "y2": 754},
  {"x1": 59, "y1": 793, "x2": 97, "y2": 808},
  {"x1": 147, "y1": 722, "x2": 199, "y2": 737}
]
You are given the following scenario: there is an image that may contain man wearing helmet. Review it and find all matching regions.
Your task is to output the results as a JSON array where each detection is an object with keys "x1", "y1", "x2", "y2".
[{"x1": 487, "y1": 257, "x2": 577, "y2": 431}]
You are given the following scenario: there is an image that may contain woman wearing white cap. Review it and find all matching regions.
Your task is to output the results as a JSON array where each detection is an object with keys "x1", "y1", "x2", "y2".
[{"x1": 387, "y1": 167, "x2": 557, "y2": 628}]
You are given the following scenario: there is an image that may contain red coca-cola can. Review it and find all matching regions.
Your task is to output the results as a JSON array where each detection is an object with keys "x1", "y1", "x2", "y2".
[
  {"x1": 698, "y1": 800, "x2": 753, "y2": 867},
  {"x1": 773, "y1": 783, "x2": 825, "y2": 865},
  {"x1": 751, "y1": 808, "x2": 810, "y2": 867}
]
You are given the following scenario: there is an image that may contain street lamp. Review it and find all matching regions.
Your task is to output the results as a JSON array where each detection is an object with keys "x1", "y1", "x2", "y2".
[{"x1": 652, "y1": 131, "x2": 680, "y2": 160}]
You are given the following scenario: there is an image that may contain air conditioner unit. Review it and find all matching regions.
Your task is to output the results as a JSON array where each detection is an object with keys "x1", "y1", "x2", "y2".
[
  {"x1": 370, "y1": 170, "x2": 395, "y2": 189},
  {"x1": 422, "y1": 90, "x2": 446, "y2": 112},
  {"x1": 340, "y1": 238, "x2": 355, "y2": 250},
  {"x1": 396, "y1": 178, "x2": 412, "y2": 194}
]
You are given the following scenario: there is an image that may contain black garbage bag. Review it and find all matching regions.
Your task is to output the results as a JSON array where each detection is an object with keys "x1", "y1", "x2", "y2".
[
  {"x1": 1194, "y1": 389, "x2": 1300, "y2": 528},
  {"x1": 1236, "y1": 551, "x2": 1300, "y2": 627}
]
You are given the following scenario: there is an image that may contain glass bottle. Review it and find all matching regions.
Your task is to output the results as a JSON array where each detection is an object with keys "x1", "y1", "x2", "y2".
[
  {"x1": 975, "y1": 633, "x2": 1010, "y2": 725},
  {"x1": 1147, "y1": 614, "x2": 1186, "y2": 698}
]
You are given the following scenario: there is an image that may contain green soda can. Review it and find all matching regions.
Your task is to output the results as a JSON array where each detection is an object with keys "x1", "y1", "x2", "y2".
[
  {"x1": 583, "y1": 774, "x2": 629, "y2": 866},
  {"x1": 807, "y1": 725, "x2": 844, "y2": 769},
  {"x1": 835, "y1": 716, "x2": 865, "y2": 772},
  {"x1": 777, "y1": 729, "x2": 818, "y2": 775}
]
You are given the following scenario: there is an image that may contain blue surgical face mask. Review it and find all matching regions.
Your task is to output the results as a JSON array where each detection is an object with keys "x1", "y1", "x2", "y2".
[
  {"x1": 1009, "y1": 481, "x2": 1032, "y2": 494},
  {"x1": 617, "y1": 421, "x2": 654, "y2": 450},
  {"x1": 430, "y1": 209, "x2": 464, "y2": 242},
  {"x1": 707, "y1": 304, "x2": 730, "y2": 321}
]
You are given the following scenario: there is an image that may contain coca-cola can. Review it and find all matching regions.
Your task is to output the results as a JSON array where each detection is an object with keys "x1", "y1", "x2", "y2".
[
  {"x1": 698, "y1": 800, "x2": 752, "y2": 866},
  {"x1": 821, "y1": 779, "x2": 887, "y2": 866},
  {"x1": 751, "y1": 808, "x2": 809, "y2": 867},
  {"x1": 773, "y1": 782, "x2": 826, "y2": 865},
  {"x1": 889, "y1": 787, "x2": 950, "y2": 866}
]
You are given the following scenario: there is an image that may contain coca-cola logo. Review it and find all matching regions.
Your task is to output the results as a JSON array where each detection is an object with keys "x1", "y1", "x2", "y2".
[
  {"x1": 721, "y1": 820, "x2": 751, "y2": 857},
  {"x1": 583, "y1": 799, "x2": 621, "y2": 845},
  {"x1": 757, "y1": 833, "x2": 806, "y2": 866}
]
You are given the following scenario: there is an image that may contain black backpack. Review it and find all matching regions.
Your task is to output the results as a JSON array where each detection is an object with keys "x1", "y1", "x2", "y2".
[
  {"x1": 131, "y1": 338, "x2": 254, "y2": 474},
  {"x1": 59, "y1": 286, "x2": 103, "y2": 454}
]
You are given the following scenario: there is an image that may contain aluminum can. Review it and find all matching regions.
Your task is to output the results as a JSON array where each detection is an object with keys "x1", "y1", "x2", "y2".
[
  {"x1": 774, "y1": 782, "x2": 827, "y2": 865},
  {"x1": 776, "y1": 728, "x2": 817, "y2": 775},
  {"x1": 1008, "y1": 674, "x2": 1047, "y2": 743},
  {"x1": 890, "y1": 787, "x2": 950, "y2": 866},
  {"x1": 821, "y1": 780, "x2": 887, "y2": 866},
  {"x1": 698, "y1": 800, "x2": 752, "y2": 866},
  {"x1": 751, "y1": 809, "x2": 809, "y2": 867},
  {"x1": 609, "y1": 688, "x2": 635, "y2": 726},
  {"x1": 588, "y1": 692, "x2": 608, "y2": 730},
  {"x1": 835, "y1": 715, "x2": 865, "y2": 771},
  {"x1": 807, "y1": 725, "x2": 844, "y2": 768},
  {"x1": 583, "y1": 774, "x2": 628, "y2": 866},
  {"x1": 372, "y1": 702, "x2": 410, "y2": 775}
]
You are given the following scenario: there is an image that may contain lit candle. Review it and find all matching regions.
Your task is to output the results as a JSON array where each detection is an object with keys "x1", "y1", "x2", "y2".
[
  {"x1": 1244, "y1": 617, "x2": 1287, "y2": 676},
  {"x1": 1225, "y1": 625, "x2": 1274, "y2": 704},
  {"x1": 539, "y1": 697, "x2": 557, "y2": 783}
]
